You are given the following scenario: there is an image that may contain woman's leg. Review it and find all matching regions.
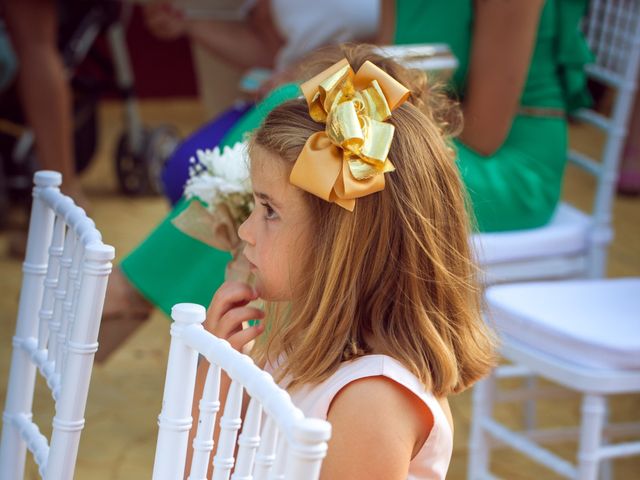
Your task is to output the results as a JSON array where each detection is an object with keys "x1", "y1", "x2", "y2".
[{"x1": 3, "y1": 0, "x2": 87, "y2": 207}]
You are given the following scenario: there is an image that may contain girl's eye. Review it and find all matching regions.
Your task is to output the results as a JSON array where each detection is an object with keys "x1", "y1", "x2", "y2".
[{"x1": 261, "y1": 202, "x2": 278, "y2": 220}]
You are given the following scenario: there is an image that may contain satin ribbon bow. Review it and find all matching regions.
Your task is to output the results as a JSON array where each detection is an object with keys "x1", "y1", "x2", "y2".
[{"x1": 290, "y1": 58, "x2": 411, "y2": 211}]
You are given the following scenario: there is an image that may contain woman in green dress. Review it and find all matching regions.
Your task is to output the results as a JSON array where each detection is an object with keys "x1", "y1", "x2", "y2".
[
  {"x1": 387, "y1": 0, "x2": 591, "y2": 232},
  {"x1": 98, "y1": 0, "x2": 591, "y2": 360}
]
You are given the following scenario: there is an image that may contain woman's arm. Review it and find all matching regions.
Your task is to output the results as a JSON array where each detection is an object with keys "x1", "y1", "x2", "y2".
[
  {"x1": 375, "y1": 0, "x2": 544, "y2": 156},
  {"x1": 320, "y1": 376, "x2": 434, "y2": 480},
  {"x1": 375, "y1": 0, "x2": 396, "y2": 45},
  {"x1": 186, "y1": 0, "x2": 284, "y2": 70},
  {"x1": 144, "y1": 1, "x2": 284, "y2": 70},
  {"x1": 460, "y1": 0, "x2": 545, "y2": 155}
]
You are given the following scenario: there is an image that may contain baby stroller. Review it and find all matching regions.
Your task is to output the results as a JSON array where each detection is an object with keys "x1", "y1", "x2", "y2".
[{"x1": 0, "y1": 0, "x2": 181, "y2": 222}]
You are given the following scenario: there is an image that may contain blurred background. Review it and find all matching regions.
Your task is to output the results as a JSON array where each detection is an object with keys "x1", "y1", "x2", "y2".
[{"x1": 0, "y1": 0, "x2": 638, "y2": 478}]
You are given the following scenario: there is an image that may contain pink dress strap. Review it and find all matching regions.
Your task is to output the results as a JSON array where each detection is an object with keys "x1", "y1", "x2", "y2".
[{"x1": 285, "y1": 354, "x2": 453, "y2": 480}]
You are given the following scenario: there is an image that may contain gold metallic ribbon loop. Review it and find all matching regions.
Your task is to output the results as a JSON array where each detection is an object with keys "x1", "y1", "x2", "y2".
[{"x1": 291, "y1": 59, "x2": 410, "y2": 211}]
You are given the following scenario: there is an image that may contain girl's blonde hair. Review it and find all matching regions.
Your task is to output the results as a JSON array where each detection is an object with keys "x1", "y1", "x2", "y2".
[{"x1": 251, "y1": 44, "x2": 495, "y2": 396}]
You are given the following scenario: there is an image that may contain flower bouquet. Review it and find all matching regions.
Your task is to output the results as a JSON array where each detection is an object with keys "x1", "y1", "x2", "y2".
[{"x1": 171, "y1": 141, "x2": 254, "y2": 281}]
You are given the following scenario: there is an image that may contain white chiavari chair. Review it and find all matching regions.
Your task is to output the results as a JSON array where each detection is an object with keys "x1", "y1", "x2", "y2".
[
  {"x1": 0, "y1": 171, "x2": 115, "y2": 479},
  {"x1": 468, "y1": 1, "x2": 640, "y2": 478},
  {"x1": 469, "y1": 278, "x2": 640, "y2": 480},
  {"x1": 152, "y1": 303, "x2": 331, "y2": 480},
  {"x1": 471, "y1": 0, "x2": 640, "y2": 285}
]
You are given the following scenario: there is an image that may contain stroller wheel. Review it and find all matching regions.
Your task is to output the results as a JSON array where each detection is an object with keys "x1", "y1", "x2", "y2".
[
  {"x1": 115, "y1": 125, "x2": 181, "y2": 196},
  {"x1": 144, "y1": 125, "x2": 181, "y2": 195},
  {"x1": 115, "y1": 129, "x2": 150, "y2": 195}
]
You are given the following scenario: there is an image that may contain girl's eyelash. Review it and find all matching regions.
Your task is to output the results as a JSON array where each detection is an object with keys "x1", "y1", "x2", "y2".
[{"x1": 261, "y1": 202, "x2": 278, "y2": 220}]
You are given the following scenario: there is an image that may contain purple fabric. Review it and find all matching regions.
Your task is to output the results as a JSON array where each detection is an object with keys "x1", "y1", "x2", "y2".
[{"x1": 161, "y1": 102, "x2": 253, "y2": 205}]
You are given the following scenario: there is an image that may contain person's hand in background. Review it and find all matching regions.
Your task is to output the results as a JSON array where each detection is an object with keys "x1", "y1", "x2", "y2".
[
  {"x1": 143, "y1": 2, "x2": 188, "y2": 41},
  {"x1": 254, "y1": 63, "x2": 297, "y2": 99}
]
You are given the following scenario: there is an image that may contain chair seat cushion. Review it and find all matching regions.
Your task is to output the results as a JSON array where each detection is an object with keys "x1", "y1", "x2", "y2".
[
  {"x1": 486, "y1": 278, "x2": 640, "y2": 370},
  {"x1": 472, "y1": 203, "x2": 591, "y2": 265}
]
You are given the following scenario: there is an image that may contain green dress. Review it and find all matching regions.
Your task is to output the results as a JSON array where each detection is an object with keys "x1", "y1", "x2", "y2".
[
  {"x1": 395, "y1": 0, "x2": 591, "y2": 232},
  {"x1": 122, "y1": 0, "x2": 591, "y2": 315}
]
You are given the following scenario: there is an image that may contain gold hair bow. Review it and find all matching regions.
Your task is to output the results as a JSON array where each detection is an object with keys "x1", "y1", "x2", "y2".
[{"x1": 290, "y1": 58, "x2": 410, "y2": 211}]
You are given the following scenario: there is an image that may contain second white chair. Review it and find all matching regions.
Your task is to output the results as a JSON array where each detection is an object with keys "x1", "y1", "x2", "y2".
[{"x1": 0, "y1": 171, "x2": 115, "y2": 479}]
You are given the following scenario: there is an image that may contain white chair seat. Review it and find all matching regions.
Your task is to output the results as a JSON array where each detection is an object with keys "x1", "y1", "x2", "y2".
[
  {"x1": 472, "y1": 203, "x2": 591, "y2": 265},
  {"x1": 486, "y1": 278, "x2": 640, "y2": 371}
]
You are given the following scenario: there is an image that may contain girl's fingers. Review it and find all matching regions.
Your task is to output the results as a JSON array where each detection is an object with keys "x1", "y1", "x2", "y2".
[
  {"x1": 215, "y1": 306, "x2": 264, "y2": 338},
  {"x1": 228, "y1": 324, "x2": 265, "y2": 352},
  {"x1": 207, "y1": 282, "x2": 258, "y2": 323}
]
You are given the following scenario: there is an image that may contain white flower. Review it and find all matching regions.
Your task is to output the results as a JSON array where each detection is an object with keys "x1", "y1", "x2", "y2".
[
  {"x1": 197, "y1": 142, "x2": 250, "y2": 188},
  {"x1": 183, "y1": 175, "x2": 226, "y2": 208},
  {"x1": 183, "y1": 141, "x2": 253, "y2": 225}
]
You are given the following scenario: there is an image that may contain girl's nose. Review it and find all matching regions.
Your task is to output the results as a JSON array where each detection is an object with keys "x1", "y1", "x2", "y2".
[{"x1": 238, "y1": 213, "x2": 254, "y2": 245}]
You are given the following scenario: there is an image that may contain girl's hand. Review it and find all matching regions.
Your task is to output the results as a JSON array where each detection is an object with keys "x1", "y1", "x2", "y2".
[{"x1": 205, "y1": 281, "x2": 265, "y2": 352}]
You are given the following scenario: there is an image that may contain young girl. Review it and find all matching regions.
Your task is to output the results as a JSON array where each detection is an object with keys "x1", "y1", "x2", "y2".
[{"x1": 195, "y1": 45, "x2": 496, "y2": 479}]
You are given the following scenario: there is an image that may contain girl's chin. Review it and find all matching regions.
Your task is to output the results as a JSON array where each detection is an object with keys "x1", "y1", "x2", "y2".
[
  {"x1": 254, "y1": 282, "x2": 289, "y2": 302},
  {"x1": 253, "y1": 281, "x2": 268, "y2": 300},
  {"x1": 256, "y1": 288, "x2": 275, "y2": 301}
]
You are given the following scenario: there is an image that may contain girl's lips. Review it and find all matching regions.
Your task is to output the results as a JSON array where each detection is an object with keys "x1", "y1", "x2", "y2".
[{"x1": 243, "y1": 250, "x2": 257, "y2": 270}]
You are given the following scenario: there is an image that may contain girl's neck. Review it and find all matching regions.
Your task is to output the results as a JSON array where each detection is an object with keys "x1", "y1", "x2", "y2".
[{"x1": 362, "y1": 332, "x2": 384, "y2": 356}]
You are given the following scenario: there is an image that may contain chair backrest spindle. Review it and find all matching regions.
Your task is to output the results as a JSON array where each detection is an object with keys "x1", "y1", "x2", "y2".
[
  {"x1": 153, "y1": 306, "x2": 202, "y2": 480},
  {"x1": 37, "y1": 216, "x2": 65, "y2": 351},
  {"x1": 49, "y1": 216, "x2": 74, "y2": 367},
  {"x1": 231, "y1": 398, "x2": 263, "y2": 480},
  {"x1": 253, "y1": 416, "x2": 278, "y2": 480},
  {"x1": 56, "y1": 229, "x2": 78, "y2": 376},
  {"x1": 189, "y1": 363, "x2": 222, "y2": 479},
  {"x1": 212, "y1": 381, "x2": 244, "y2": 480}
]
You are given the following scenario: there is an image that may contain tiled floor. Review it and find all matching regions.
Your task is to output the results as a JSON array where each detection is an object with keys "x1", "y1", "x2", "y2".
[{"x1": 1, "y1": 99, "x2": 638, "y2": 479}]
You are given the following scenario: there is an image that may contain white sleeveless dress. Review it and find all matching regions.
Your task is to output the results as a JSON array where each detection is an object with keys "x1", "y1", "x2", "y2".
[{"x1": 273, "y1": 354, "x2": 453, "y2": 480}]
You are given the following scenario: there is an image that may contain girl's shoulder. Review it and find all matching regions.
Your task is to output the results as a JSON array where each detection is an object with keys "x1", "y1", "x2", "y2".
[
  {"x1": 289, "y1": 355, "x2": 453, "y2": 479},
  {"x1": 296, "y1": 355, "x2": 448, "y2": 418}
]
